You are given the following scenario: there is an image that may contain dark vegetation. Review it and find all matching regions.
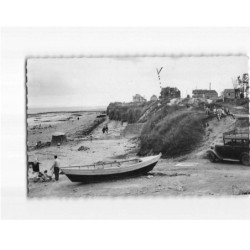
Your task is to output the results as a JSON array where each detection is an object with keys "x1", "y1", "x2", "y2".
[
  {"x1": 224, "y1": 97, "x2": 249, "y2": 107},
  {"x1": 107, "y1": 102, "x2": 150, "y2": 123},
  {"x1": 107, "y1": 101, "x2": 207, "y2": 158},
  {"x1": 159, "y1": 87, "x2": 181, "y2": 100},
  {"x1": 107, "y1": 95, "x2": 248, "y2": 158},
  {"x1": 139, "y1": 106, "x2": 206, "y2": 157}
]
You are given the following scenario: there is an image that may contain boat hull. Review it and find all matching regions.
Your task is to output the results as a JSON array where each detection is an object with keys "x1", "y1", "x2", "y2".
[{"x1": 65, "y1": 161, "x2": 157, "y2": 183}]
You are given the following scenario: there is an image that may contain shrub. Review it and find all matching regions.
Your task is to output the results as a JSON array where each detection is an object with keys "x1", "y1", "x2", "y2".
[
  {"x1": 139, "y1": 110, "x2": 205, "y2": 158},
  {"x1": 236, "y1": 98, "x2": 249, "y2": 106}
]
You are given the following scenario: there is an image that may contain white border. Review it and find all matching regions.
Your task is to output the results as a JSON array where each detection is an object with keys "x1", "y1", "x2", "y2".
[{"x1": 1, "y1": 27, "x2": 250, "y2": 219}]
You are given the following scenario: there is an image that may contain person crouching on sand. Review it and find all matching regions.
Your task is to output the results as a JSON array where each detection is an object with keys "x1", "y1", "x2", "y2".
[
  {"x1": 43, "y1": 170, "x2": 52, "y2": 181},
  {"x1": 50, "y1": 155, "x2": 60, "y2": 181}
]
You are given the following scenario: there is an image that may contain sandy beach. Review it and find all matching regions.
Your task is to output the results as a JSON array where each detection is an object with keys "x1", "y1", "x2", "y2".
[
  {"x1": 27, "y1": 111, "x2": 137, "y2": 166},
  {"x1": 27, "y1": 111, "x2": 141, "y2": 197},
  {"x1": 28, "y1": 111, "x2": 250, "y2": 198},
  {"x1": 29, "y1": 158, "x2": 250, "y2": 198}
]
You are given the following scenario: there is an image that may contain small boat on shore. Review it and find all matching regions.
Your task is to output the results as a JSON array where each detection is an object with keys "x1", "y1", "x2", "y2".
[{"x1": 61, "y1": 153, "x2": 162, "y2": 183}]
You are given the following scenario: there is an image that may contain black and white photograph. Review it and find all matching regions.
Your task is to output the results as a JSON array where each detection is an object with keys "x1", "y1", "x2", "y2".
[
  {"x1": 1, "y1": 16, "x2": 250, "y2": 250},
  {"x1": 26, "y1": 56, "x2": 249, "y2": 198}
]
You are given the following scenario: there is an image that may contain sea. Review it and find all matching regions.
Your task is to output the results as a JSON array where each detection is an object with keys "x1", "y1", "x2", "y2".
[
  {"x1": 27, "y1": 106, "x2": 107, "y2": 127},
  {"x1": 28, "y1": 106, "x2": 106, "y2": 115}
]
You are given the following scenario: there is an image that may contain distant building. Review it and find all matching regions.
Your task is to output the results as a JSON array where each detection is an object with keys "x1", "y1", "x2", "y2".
[
  {"x1": 150, "y1": 95, "x2": 158, "y2": 101},
  {"x1": 132, "y1": 94, "x2": 147, "y2": 103},
  {"x1": 223, "y1": 89, "x2": 236, "y2": 99},
  {"x1": 159, "y1": 87, "x2": 181, "y2": 100},
  {"x1": 223, "y1": 88, "x2": 245, "y2": 100},
  {"x1": 192, "y1": 89, "x2": 218, "y2": 99}
]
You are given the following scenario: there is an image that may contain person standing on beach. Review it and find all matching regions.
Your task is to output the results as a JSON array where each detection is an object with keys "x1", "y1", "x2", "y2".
[
  {"x1": 32, "y1": 159, "x2": 40, "y2": 173},
  {"x1": 50, "y1": 155, "x2": 60, "y2": 181}
]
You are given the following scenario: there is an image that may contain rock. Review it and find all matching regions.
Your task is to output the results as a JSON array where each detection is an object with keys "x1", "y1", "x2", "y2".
[
  {"x1": 78, "y1": 146, "x2": 90, "y2": 151},
  {"x1": 168, "y1": 184, "x2": 185, "y2": 192},
  {"x1": 232, "y1": 185, "x2": 250, "y2": 195},
  {"x1": 51, "y1": 132, "x2": 67, "y2": 145},
  {"x1": 176, "y1": 185, "x2": 185, "y2": 191},
  {"x1": 35, "y1": 141, "x2": 42, "y2": 148},
  {"x1": 35, "y1": 141, "x2": 51, "y2": 149}
]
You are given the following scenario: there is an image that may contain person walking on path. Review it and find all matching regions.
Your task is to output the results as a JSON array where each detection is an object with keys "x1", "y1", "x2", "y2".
[
  {"x1": 102, "y1": 127, "x2": 106, "y2": 134},
  {"x1": 216, "y1": 108, "x2": 223, "y2": 121},
  {"x1": 205, "y1": 107, "x2": 210, "y2": 115},
  {"x1": 50, "y1": 155, "x2": 60, "y2": 181},
  {"x1": 105, "y1": 124, "x2": 109, "y2": 134}
]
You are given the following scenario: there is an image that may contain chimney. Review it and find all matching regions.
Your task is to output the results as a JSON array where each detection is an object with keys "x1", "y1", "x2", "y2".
[{"x1": 209, "y1": 82, "x2": 211, "y2": 90}]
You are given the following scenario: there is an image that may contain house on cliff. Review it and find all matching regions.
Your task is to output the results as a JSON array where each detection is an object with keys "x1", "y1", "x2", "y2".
[
  {"x1": 223, "y1": 89, "x2": 237, "y2": 99},
  {"x1": 133, "y1": 94, "x2": 147, "y2": 103},
  {"x1": 150, "y1": 95, "x2": 158, "y2": 101},
  {"x1": 223, "y1": 88, "x2": 245, "y2": 100},
  {"x1": 192, "y1": 89, "x2": 218, "y2": 99}
]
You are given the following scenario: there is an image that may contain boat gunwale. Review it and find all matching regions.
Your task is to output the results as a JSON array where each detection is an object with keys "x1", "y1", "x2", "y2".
[
  {"x1": 61, "y1": 154, "x2": 161, "y2": 170},
  {"x1": 61, "y1": 154, "x2": 162, "y2": 175},
  {"x1": 61, "y1": 158, "x2": 141, "y2": 169}
]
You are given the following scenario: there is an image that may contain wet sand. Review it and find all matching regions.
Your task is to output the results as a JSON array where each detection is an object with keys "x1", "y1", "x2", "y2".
[{"x1": 27, "y1": 111, "x2": 100, "y2": 147}]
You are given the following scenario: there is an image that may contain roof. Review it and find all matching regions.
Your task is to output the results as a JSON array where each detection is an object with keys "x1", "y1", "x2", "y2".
[
  {"x1": 224, "y1": 89, "x2": 235, "y2": 93},
  {"x1": 192, "y1": 89, "x2": 218, "y2": 94},
  {"x1": 52, "y1": 132, "x2": 65, "y2": 136},
  {"x1": 150, "y1": 95, "x2": 157, "y2": 99}
]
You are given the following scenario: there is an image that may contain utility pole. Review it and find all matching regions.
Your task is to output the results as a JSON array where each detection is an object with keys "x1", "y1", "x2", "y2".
[
  {"x1": 156, "y1": 67, "x2": 164, "y2": 96},
  {"x1": 156, "y1": 67, "x2": 163, "y2": 90}
]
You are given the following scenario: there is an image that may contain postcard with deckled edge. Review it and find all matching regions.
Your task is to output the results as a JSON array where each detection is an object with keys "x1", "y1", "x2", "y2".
[{"x1": 26, "y1": 56, "x2": 249, "y2": 198}]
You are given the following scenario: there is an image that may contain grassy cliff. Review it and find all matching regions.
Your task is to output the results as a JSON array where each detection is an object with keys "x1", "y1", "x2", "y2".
[
  {"x1": 107, "y1": 97, "x2": 248, "y2": 158},
  {"x1": 139, "y1": 107, "x2": 206, "y2": 157},
  {"x1": 107, "y1": 101, "x2": 206, "y2": 158}
]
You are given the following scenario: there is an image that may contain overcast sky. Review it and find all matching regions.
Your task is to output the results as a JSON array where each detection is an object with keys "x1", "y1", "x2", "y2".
[{"x1": 27, "y1": 56, "x2": 248, "y2": 109}]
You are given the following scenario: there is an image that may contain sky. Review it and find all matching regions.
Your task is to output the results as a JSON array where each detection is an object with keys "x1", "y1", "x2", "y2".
[{"x1": 27, "y1": 56, "x2": 248, "y2": 109}]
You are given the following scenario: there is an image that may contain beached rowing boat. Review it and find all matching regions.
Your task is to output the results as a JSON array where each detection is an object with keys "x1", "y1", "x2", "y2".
[{"x1": 61, "y1": 153, "x2": 162, "y2": 182}]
